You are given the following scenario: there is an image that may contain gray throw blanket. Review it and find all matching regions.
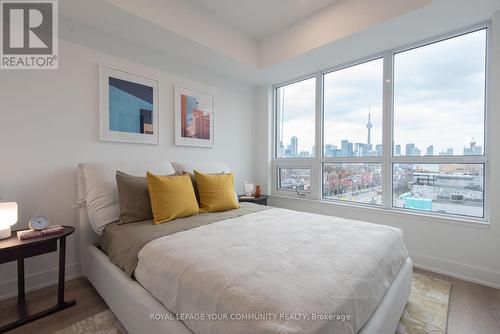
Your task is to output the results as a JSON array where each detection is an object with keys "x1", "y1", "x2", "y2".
[{"x1": 100, "y1": 202, "x2": 270, "y2": 276}]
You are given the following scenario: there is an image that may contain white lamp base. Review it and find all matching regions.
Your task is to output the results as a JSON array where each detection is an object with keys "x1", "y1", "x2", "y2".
[{"x1": 0, "y1": 227, "x2": 11, "y2": 239}]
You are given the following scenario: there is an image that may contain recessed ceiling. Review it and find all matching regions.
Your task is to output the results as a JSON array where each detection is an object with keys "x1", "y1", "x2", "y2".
[
  {"x1": 61, "y1": 0, "x2": 500, "y2": 85},
  {"x1": 188, "y1": 0, "x2": 341, "y2": 39}
]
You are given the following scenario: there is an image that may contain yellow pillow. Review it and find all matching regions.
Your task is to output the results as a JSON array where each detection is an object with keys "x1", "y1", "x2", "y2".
[
  {"x1": 146, "y1": 172, "x2": 199, "y2": 224},
  {"x1": 194, "y1": 170, "x2": 240, "y2": 213}
]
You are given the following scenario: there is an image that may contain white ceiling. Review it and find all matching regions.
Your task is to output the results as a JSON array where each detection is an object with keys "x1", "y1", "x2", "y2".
[
  {"x1": 188, "y1": 0, "x2": 341, "y2": 39},
  {"x1": 61, "y1": 0, "x2": 500, "y2": 85}
]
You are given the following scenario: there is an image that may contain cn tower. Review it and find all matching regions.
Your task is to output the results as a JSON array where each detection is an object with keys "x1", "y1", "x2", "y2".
[{"x1": 366, "y1": 105, "x2": 372, "y2": 146}]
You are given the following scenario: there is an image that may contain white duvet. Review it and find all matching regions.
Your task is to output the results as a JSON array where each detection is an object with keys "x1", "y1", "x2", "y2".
[{"x1": 135, "y1": 208, "x2": 408, "y2": 334}]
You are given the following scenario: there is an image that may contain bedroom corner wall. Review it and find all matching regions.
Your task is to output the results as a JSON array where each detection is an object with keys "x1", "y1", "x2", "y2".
[{"x1": 0, "y1": 22, "x2": 258, "y2": 300}]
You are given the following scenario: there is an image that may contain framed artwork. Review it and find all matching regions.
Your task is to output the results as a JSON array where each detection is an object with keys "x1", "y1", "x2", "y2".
[
  {"x1": 99, "y1": 65, "x2": 159, "y2": 144},
  {"x1": 174, "y1": 85, "x2": 214, "y2": 147}
]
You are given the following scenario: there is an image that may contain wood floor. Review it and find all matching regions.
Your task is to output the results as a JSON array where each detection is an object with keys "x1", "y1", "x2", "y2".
[
  {"x1": 0, "y1": 271, "x2": 499, "y2": 334},
  {"x1": 0, "y1": 278, "x2": 107, "y2": 334},
  {"x1": 413, "y1": 268, "x2": 500, "y2": 334}
]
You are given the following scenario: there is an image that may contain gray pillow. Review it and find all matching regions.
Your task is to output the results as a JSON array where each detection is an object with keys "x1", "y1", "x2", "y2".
[{"x1": 116, "y1": 171, "x2": 153, "y2": 224}]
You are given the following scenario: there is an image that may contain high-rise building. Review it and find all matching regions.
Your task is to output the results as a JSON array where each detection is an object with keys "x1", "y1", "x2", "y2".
[
  {"x1": 405, "y1": 143, "x2": 421, "y2": 156},
  {"x1": 464, "y1": 138, "x2": 482, "y2": 155},
  {"x1": 355, "y1": 143, "x2": 369, "y2": 157},
  {"x1": 440, "y1": 148, "x2": 453, "y2": 156},
  {"x1": 395, "y1": 145, "x2": 401, "y2": 156},
  {"x1": 426, "y1": 145, "x2": 434, "y2": 156},
  {"x1": 406, "y1": 143, "x2": 415, "y2": 156},
  {"x1": 181, "y1": 95, "x2": 187, "y2": 137},
  {"x1": 190, "y1": 109, "x2": 211, "y2": 140},
  {"x1": 290, "y1": 136, "x2": 298, "y2": 156},
  {"x1": 325, "y1": 144, "x2": 337, "y2": 157},
  {"x1": 341, "y1": 140, "x2": 349, "y2": 157},
  {"x1": 355, "y1": 143, "x2": 362, "y2": 156},
  {"x1": 181, "y1": 95, "x2": 199, "y2": 137},
  {"x1": 376, "y1": 144, "x2": 383, "y2": 156},
  {"x1": 348, "y1": 142, "x2": 354, "y2": 157},
  {"x1": 279, "y1": 141, "x2": 285, "y2": 157},
  {"x1": 202, "y1": 114, "x2": 210, "y2": 139}
]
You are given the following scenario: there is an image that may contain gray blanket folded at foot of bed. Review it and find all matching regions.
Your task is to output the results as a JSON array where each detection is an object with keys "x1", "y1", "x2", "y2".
[{"x1": 100, "y1": 202, "x2": 270, "y2": 276}]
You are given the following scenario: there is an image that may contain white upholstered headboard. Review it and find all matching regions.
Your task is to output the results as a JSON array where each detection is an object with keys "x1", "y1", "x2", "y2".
[
  {"x1": 76, "y1": 163, "x2": 100, "y2": 275},
  {"x1": 76, "y1": 161, "x2": 232, "y2": 275}
]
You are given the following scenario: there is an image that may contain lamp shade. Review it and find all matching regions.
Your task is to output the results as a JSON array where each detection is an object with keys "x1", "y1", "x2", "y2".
[{"x1": 0, "y1": 202, "x2": 18, "y2": 229}]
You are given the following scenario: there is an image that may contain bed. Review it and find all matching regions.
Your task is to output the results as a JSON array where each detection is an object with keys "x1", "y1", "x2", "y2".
[{"x1": 76, "y1": 161, "x2": 412, "y2": 334}]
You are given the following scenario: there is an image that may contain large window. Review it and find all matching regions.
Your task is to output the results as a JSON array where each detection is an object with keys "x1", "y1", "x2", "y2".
[{"x1": 273, "y1": 26, "x2": 488, "y2": 221}]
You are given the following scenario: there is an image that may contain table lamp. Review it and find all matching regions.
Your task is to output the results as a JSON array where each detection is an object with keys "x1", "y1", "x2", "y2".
[
  {"x1": 0, "y1": 202, "x2": 17, "y2": 239},
  {"x1": 244, "y1": 181, "x2": 254, "y2": 197}
]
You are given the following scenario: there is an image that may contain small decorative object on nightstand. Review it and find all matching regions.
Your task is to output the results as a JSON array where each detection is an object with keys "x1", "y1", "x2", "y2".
[
  {"x1": 28, "y1": 215, "x2": 49, "y2": 231},
  {"x1": 244, "y1": 181, "x2": 254, "y2": 197},
  {"x1": 0, "y1": 225, "x2": 76, "y2": 332},
  {"x1": 238, "y1": 194, "x2": 269, "y2": 206},
  {"x1": 254, "y1": 185, "x2": 261, "y2": 198}
]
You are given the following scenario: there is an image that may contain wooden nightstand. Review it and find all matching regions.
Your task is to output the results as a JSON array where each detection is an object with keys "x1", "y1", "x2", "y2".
[
  {"x1": 0, "y1": 226, "x2": 76, "y2": 333},
  {"x1": 238, "y1": 195, "x2": 269, "y2": 206}
]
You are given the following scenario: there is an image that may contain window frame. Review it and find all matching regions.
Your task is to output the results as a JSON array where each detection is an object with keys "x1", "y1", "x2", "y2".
[{"x1": 271, "y1": 22, "x2": 491, "y2": 224}]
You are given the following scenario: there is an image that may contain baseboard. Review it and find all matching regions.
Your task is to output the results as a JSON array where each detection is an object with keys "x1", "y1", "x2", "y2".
[
  {"x1": 410, "y1": 252, "x2": 500, "y2": 289},
  {"x1": 0, "y1": 262, "x2": 82, "y2": 301}
]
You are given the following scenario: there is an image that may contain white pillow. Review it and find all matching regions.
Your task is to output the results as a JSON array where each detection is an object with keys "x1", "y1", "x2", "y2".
[
  {"x1": 172, "y1": 162, "x2": 231, "y2": 175},
  {"x1": 172, "y1": 162, "x2": 238, "y2": 202},
  {"x1": 80, "y1": 161, "x2": 176, "y2": 234}
]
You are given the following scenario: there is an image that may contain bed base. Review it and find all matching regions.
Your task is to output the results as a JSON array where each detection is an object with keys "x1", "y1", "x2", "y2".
[{"x1": 84, "y1": 245, "x2": 411, "y2": 334}]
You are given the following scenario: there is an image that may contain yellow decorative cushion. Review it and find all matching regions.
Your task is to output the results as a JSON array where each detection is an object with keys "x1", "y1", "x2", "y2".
[
  {"x1": 146, "y1": 172, "x2": 199, "y2": 224},
  {"x1": 194, "y1": 170, "x2": 240, "y2": 213}
]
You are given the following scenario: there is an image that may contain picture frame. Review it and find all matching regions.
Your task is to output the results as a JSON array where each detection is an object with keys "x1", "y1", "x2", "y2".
[
  {"x1": 99, "y1": 65, "x2": 159, "y2": 144},
  {"x1": 174, "y1": 85, "x2": 215, "y2": 147}
]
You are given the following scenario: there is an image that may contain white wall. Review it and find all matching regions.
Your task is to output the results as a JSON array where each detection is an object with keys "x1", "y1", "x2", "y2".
[
  {"x1": 256, "y1": 86, "x2": 273, "y2": 195},
  {"x1": 258, "y1": 10, "x2": 500, "y2": 289},
  {"x1": 0, "y1": 38, "x2": 257, "y2": 299}
]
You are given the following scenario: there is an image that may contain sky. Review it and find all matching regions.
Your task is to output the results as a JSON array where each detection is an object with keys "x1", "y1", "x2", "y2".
[
  {"x1": 278, "y1": 28, "x2": 486, "y2": 156},
  {"x1": 278, "y1": 77, "x2": 316, "y2": 154}
]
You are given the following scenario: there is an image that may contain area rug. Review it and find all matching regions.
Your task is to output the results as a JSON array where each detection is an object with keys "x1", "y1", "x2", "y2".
[
  {"x1": 56, "y1": 271, "x2": 451, "y2": 334},
  {"x1": 53, "y1": 309, "x2": 125, "y2": 334},
  {"x1": 396, "y1": 271, "x2": 452, "y2": 334}
]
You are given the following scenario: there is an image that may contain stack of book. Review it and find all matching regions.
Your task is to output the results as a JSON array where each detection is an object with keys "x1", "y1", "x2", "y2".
[
  {"x1": 238, "y1": 195, "x2": 255, "y2": 200},
  {"x1": 17, "y1": 225, "x2": 64, "y2": 241}
]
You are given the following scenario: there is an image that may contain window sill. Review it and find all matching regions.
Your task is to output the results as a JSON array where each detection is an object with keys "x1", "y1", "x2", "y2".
[{"x1": 269, "y1": 194, "x2": 490, "y2": 229}]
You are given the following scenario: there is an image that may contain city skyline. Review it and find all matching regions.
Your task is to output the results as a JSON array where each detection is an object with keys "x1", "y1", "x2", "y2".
[{"x1": 279, "y1": 110, "x2": 483, "y2": 157}]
